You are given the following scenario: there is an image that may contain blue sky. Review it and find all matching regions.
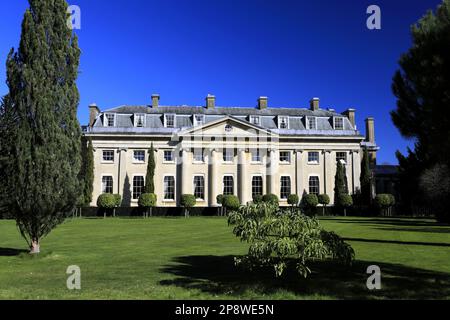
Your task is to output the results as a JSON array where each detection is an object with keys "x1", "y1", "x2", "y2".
[{"x1": 0, "y1": 0, "x2": 443, "y2": 164}]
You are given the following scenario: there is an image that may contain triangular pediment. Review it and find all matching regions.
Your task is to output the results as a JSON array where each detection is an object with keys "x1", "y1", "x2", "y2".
[{"x1": 178, "y1": 116, "x2": 277, "y2": 138}]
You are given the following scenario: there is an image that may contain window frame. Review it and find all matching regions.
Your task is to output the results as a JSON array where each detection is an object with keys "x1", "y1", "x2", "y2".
[
  {"x1": 104, "y1": 113, "x2": 116, "y2": 127},
  {"x1": 278, "y1": 116, "x2": 289, "y2": 129},
  {"x1": 193, "y1": 175, "x2": 205, "y2": 201},
  {"x1": 133, "y1": 150, "x2": 145, "y2": 163},
  {"x1": 306, "y1": 116, "x2": 317, "y2": 130},
  {"x1": 336, "y1": 151, "x2": 347, "y2": 164},
  {"x1": 334, "y1": 117, "x2": 344, "y2": 130},
  {"x1": 101, "y1": 175, "x2": 114, "y2": 194},
  {"x1": 132, "y1": 175, "x2": 145, "y2": 200},
  {"x1": 279, "y1": 151, "x2": 291, "y2": 164},
  {"x1": 307, "y1": 151, "x2": 320, "y2": 164},
  {"x1": 134, "y1": 114, "x2": 146, "y2": 128},
  {"x1": 222, "y1": 175, "x2": 234, "y2": 196},
  {"x1": 102, "y1": 150, "x2": 115, "y2": 163},
  {"x1": 251, "y1": 149, "x2": 262, "y2": 163},
  {"x1": 163, "y1": 150, "x2": 175, "y2": 163},
  {"x1": 222, "y1": 149, "x2": 234, "y2": 163},
  {"x1": 193, "y1": 148, "x2": 205, "y2": 163},
  {"x1": 309, "y1": 176, "x2": 320, "y2": 195},
  {"x1": 251, "y1": 175, "x2": 263, "y2": 199},
  {"x1": 193, "y1": 114, "x2": 205, "y2": 127},
  {"x1": 164, "y1": 114, "x2": 176, "y2": 128},
  {"x1": 249, "y1": 115, "x2": 261, "y2": 126},
  {"x1": 280, "y1": 176, "x2": 291, "y2": 200},
  {"x1": 163, "y1": 175, "x2": 176, "y2": 201}
]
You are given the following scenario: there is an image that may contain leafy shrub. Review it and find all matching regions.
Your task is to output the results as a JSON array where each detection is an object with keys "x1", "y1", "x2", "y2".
[
  {"x1": 252, "y1": 194, "x2": 263, "y2": 204},
  {"x1": 97, "y1": 194, "x2": 116, "y2": 209},
  {"x1": 287, "y1": 194, "x2": 299, "y2": 207},
  {"x1": 222, "y1": 195, "x2": 241, "y2": 211},
  {"x1": 181, "y1": 194, "x2": 196, "y2": 208},
  {"x1": 262, "y1": 194, "x2": 279, "y2": 206},
  {"x1": 228, "y1": 203, "x2": 354, "y2": 278},
  {"x1": 216, "y1": 194, "x2": 224, "y2": 205},
  {"x1": 318, "y1": 194, "x2": 330, "y2": 206},
  {"x1": 138, "y1": 193, "x2": 157, "y2": 208},
  {"x1": 375, "y1": 193, "x2": 394, "y2": 216},
  {"x1": 338, "y1": 194, "x2": 353, "y2": 216},
  {"x1": 113, "y1": 194, "x2": 122, "y2": 207},
  {"x1": 301, "y1": 194, "x2": 319, "y2": 216}
]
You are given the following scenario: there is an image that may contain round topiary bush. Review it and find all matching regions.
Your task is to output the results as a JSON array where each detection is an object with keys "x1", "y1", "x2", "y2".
[
  {"x1": 287, "y1": 194, "x2": 299, "y2": 207},
  {"x1": 222, "y1": 195, "x2": 241, "y2": 211},
  {"x1": 263, "y1": 194, "x2": 279, "y2": 206},
  {"x1": 181, "y1": 194, "x2": 196, "y2": 218},
  {"x1": 139, "y1": 193, "x2": 157, "y2": 218},
  {"x1": 301, "y1": 194, "x2": 319, "y2": 216},
  {"x1": 216, "y1": 194, "x2": 224, "y2": 205},
  {"x1": 113, "y1": 194, "x2": 122, "y2": 207},
  {"x1": 97, "y1": 193, "x2": 116, "y2": 209},
  {"x1": 338, "y1": 194, "x2": 353, "y2": 216},
  {"x1": 375, "y1": 194, "x2": 394, "y2": 216},
  {"x1": 253, "y1": 194, "x2": 263, "y2": 204}
]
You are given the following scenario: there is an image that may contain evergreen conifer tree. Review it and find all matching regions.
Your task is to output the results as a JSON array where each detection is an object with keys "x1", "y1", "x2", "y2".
[{"x1": 145, "y1": 143, "x2": 156, "y2": 193}]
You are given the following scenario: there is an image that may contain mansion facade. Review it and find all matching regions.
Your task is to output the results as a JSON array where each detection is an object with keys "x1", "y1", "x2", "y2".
[{"x1": 83, "y1": 95, "x2": 378, "y2": 207}]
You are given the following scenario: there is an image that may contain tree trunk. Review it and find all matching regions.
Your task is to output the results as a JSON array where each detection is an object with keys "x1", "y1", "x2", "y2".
[
  {"x1": 30, "y1": 239, "x2": 40, "y2": 254},
  {"x1": 344, "y1": 208, "x2": 347, "y2": 217},
  {"x1": 150, "y1": 207, "x2": 152, "y2": 217}
]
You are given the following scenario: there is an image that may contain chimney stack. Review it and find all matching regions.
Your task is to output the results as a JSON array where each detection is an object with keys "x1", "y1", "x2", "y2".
[
  {"x1": 258, "y1": 96, "x2": 268, "y2": 110},
  {"x1": 206, "y1": 94, "x2": 215, "y2": 109},
  {"x1": 365, "y1": 117, "x2": 375, "y2": 143},
  {"x1": 342, "y1": 108, "x2": 356, "y2": 127},
  {"x1": 151, "y1": 94, "x2": 160, "y2": 108},
  {"x1": 89, "y1": 103, "x2": 100, "y2": 127},
  {"x1": 310, "y1": 97, "x2": 320, "y2": 111}
]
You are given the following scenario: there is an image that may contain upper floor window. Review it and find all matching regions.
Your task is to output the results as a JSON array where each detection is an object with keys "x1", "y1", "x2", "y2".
[
  {"x1": 334, "y1": 117, "x2": 344, "y2": 130},
  {"x1": 194, "y1": 114, "x2": 205, "y2": 127},
  {"x1": 308, "y1": 151, "x2": 319, "y2": 164},
  {"x1": 249, "y1": 115, "x2": 261, "y2": 125},
  {"x1": 134, "y1": 114, "x2": 145, "y2": 127},
  {"x1": 307, "y1": 116, "x2": 316, "y2": 130},
  {"x1": 101, "y1": 176, "x2": 113, "y2": 194},
  {"x1": 164, "y1": 114, "x2": 175, "y2": 128},
  {"x1": 279, "y1": 151, "x2": 291, "y2": 163},
  {"x1": 193, "y1": 148, "x2": 204, "y2": 162},
  {"x1": 102, "y1": 150, "x2": 115, "y2": 162},
  {"x1": 280, "y1": 176, "x2": 291, "y2": 199},
  {"x1": 278, "y1": 116, "x2": 289, "y2": 129},
  {"x1": 104, "y1": 113, "x2": 115, "y2": 127},
  {"x1": 223, "y1": 149, "x2": 234, "y2": 162},
  {"x1": 164, "y1": 150, "x2": 174, "y2": 162},
  {"x1": 133, "y1": 150, "x2": 145, "y2": 163},
  {"x1": 309, "y1": 176, "x2": 320, "y2": 195},
  {"x1": 336, "y1": 152, "x2": 347, "y2": 164},
  {"x1": 251, "y1": 149, "x2": 261, "y2": 162}
]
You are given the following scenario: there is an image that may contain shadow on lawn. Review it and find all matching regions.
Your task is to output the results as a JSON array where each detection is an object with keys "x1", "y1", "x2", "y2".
[
  {"x1": 373, "y1": 226, "x2": 450, "y2": 234},
  {"x1": 0, "y1": 247, "x2": 28, "y2": 256},
  {"x1": 160, "y1": 255, "x2": 450, "y2": 299},
  {"x1": 342, "y1": 237, "x2": 450, "y2": 247},
  {"x1": 320, "y1": 217, "x2": 445, "y2": 227}
]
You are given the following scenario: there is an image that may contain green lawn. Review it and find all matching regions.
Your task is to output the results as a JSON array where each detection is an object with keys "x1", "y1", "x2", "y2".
[{"x1": 0, "y1": 216, "x2": 449, "y2": 299}]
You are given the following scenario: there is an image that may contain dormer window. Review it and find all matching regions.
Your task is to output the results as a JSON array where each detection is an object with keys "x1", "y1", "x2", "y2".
[
  {"x1": 134, "y1": 114, "x2": 145, "y2": 127},
  {"x1": 164, "y1": 114, "x2": 176, "y2": 128},
  {"x1": 278, "y1": 116, "x2": 289, "y2": 129},
  {"x1": 193, "y1": 114, "x2": 205, "y2": 127},
  {"x1": 104, "y1": 113, "x2": 115, "y2": 127},
  {"x1": 334, "y1": 117, "x2": 344, "y2": 130},
  {"x1": 306, "y1": 116, "x2": 316, "y2": 130},
  {"x1": 249, "y1": 115, "x2": 261, "y2": 125}
]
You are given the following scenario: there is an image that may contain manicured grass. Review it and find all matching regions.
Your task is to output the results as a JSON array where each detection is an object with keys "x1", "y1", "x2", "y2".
[{"x1": 0, "y1": 216, "x2": 449, "y2": 299}]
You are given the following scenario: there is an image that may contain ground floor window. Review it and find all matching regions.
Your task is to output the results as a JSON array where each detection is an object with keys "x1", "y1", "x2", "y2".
[
  {"x1": 132, "y1": 176, "x2": 145, "y2": 200},
  {"x1": 223, "y1": 176, "x2": 234, "y2": 195},
  {"x1": 309, "y1": 176, "x2": 320, "y2": 195},
  {"x1": 280, "y1": 176, "x2": 291, "y2": 199},
  {"x1": 164, "y1": 176, "x2": 175, "y2": 200},
  {"x1": 193, "y1": 176, "x2": 205, "y2": 200},
  {"x1": 252, "y1": 176, "x2": 263, "y2": 198},
  {"x1": 102, "y1": 176, "x2": 113, "y2": 194}
]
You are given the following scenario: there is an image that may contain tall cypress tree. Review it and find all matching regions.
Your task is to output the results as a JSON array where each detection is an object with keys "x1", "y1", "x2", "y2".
[
  {"x1": 4, "y1": 0, "x2": 81, "y2": 253},
  {"x1": 145, "y1": 143, "x2": 156, "y2": 194},
  {"x1": 334, "y1": 160, "x2": 346, "y2": 206},
  {"x1": 79, "y1": 136, "x2": 94, "y2": 206},
  {"x1": 360, "y1": 148, "x2": 372, "y2": 205}
]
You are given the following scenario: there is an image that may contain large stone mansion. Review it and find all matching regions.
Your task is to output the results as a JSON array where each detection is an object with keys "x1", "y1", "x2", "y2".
[{"x1": 83, "y1": 95, "x2": 378, "y2": 207}]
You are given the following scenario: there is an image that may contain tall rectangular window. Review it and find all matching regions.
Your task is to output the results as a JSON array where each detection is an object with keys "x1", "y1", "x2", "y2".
[
  {"x1": 133, "y1": 150, "x2": 145, "y2": 163},
  {"x1": 102, "y1": 176, "x2": 113, "y2": 194},
  {"x1": 102, "y1": 150, "x2": 115, "y2": 162},
  {"x1": 223, "y1": 176, "x2": 234, "y2": 195},
  {"x1": 164, "y1": 114, "x2": 175, "y2": 128},
  {"x1": 105, "y1": 114, "x2": 115, "y2": 127},
  {"x1": 223, "y1": 149, "x2": 233, "y2": 162},
  {"x1": 250, "y1": 116, "x2": 260, "y2": 125},
  {"x1": 252, "y1": 176, "x2": 263, "y2": 198},
  {"x1": 193, "y1": 176, "x2": 205, "y2": 200},
  {"x1": 334, "y1": 117, "x2": 344, "y2": 130},
  {"x1": 164, "y1": 176, "x2": 175, "y2": 200},
  {"x1": 132, "y1": 176, "x2": 145, "y2": 200},
  {"x1": 308, "y1": 151, "x2": 319, "y2": 164},
  {"x1": 280, "y1": 176, "x2": 291, "y2": 199},
  {"x1": 336, "y1": 152, "x2": 347, "y2": 164},
  {"x1": 307, "y1": 116, "x2": 316, "y2": 130},
  {"x1": 309, "y1": 176, "x2": 320, "y2": 195},
  {"x1": 279, "y1": 151, "x2": 291, "y2": 163},
  {"x1": 278, "y1": 116, "x2": 289, "y2": 129}
]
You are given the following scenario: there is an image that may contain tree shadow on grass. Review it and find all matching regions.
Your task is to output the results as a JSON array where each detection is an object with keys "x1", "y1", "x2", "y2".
[
  {"x1": 159, "y1": 255, "x2": 450, "y2": 299},
  {"x1": 320, "y1": 217, "x2": 445, "y2": 227},
  {"x1": 373, "y1": 226, "x2": 450, "y2": 234},
  {"x1": 0, "y1": 247, "x2": 28, "y2": 256}
]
